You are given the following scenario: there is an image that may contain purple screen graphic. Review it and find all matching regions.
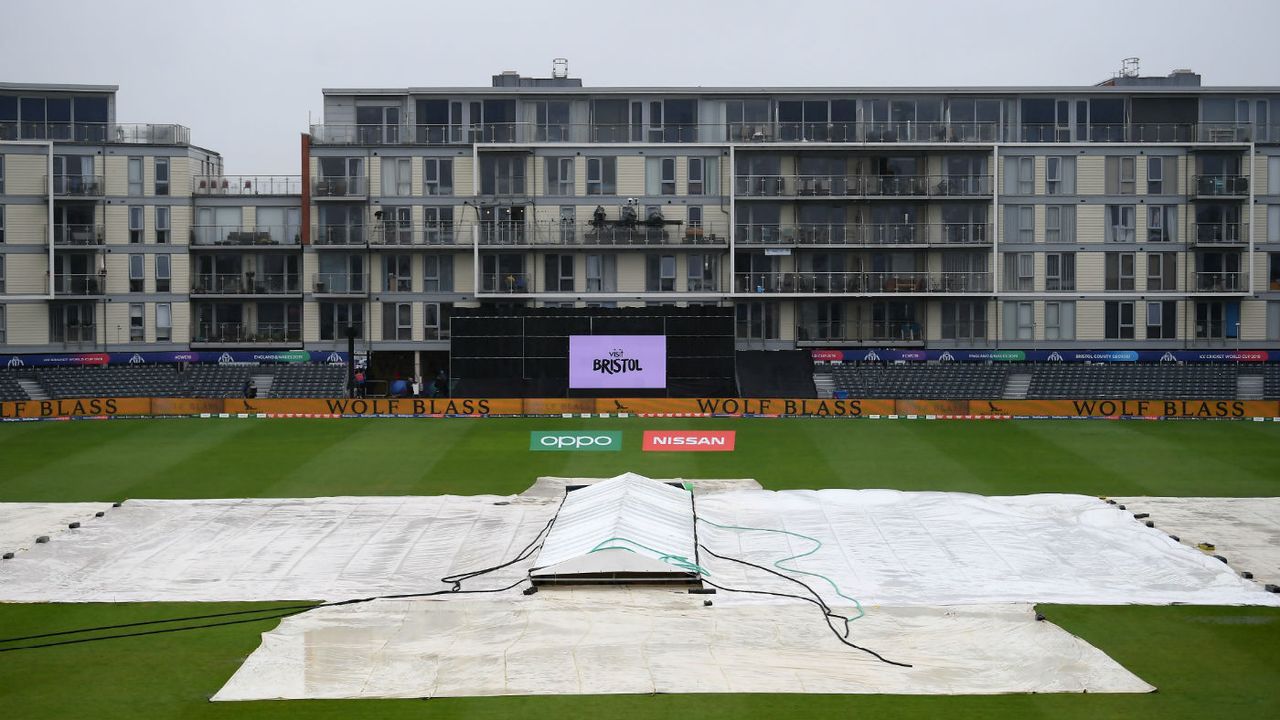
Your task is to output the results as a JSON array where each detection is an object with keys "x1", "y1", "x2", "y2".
[{"x1": 569, "y1": 335, "x2": 667, "y2": 389}]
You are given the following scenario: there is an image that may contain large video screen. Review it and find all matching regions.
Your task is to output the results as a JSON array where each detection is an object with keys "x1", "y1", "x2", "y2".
[{"x1": 569, "y1": 335, "x2": 667, "y2": 389}]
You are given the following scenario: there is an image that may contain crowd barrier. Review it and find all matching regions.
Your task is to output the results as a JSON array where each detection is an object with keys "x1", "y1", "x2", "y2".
[{"x1": 2, "y1": 397, "x2": 1279, "y2": 420}]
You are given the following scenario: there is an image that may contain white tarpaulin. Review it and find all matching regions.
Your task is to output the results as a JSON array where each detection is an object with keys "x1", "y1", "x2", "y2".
[
  {"x1": 0, "y1": 484, "x2": 1275, "y2": 607},
  {"x1": 0, "y1": 503, "x2": 114, "y2": 555},
  {"x1": 211, "y1": 592, "x2": 1155, "y2": 700}
]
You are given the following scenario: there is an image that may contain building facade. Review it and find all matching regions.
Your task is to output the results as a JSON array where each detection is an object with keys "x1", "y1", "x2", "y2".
[{"x1": 3, "y1": 72, "x2": 1280, "y2": 363}]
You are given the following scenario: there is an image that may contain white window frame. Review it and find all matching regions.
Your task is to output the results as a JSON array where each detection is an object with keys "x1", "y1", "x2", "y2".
[
  {"x1": 424, "y1": 301, "x2": 448, "y2": 340},
  {"x1": 156, "y1": 302, "x2": 171, "y2": 342},
  {"x1": 1005, "y1": 300, "x2": 1034, "y2": 340},
  {"x1": 1107, "y1": 301, "x2": 1135, "y2": 339},
  {"x1": 423, "y1": 158, "x2": 453, "y2": 196},
  {"x1": 1045, "y1": 205, "x2": 1073, "y2": 244},
  {"x1": 1107, "y1": 205, "x2": 1136, "y2": 243},
  {"x1": 1017, "y1": 156, "x2": 1033, "y2": 194},
  {"x1": 154, "y1": 158, "x2": 169, "y2": 196},
  {"x1": 129, "y1": 206, "x2": 144, "y2": 243},
  {"x1": 155, "y1": 206, "x2": 170, "y2": 244},
  {"x1": 586, "y1": 157, "x2": 615, "y2": 195},
  {"x1": 1017, "y1": 206, "x2": 1033, "y2": 242},
  {"x1": 383, "y1": 157, "x2": 412, "y2": 196},
  {"x1": 1044, "y1": 301, "x2": 1075, "y2": 340},
  {"x1": 129, "y1": 302, "x2": 144, "y2": 341},
  {"x1": 1045, "y1": 252, "x2": 1075, "y2": 291},
  {"x1": 1045, "y1": 156, "x2": 1061, "y2": 194},
  {"x1": 547, "y1": 157, "x2": 574, "y2": 196},
  {"x1": 155, "y1": 253, "x2": 171, "y2": 292},
  {"x1": 128, "y1": 253, "x2": 145, "y2": 292},
  {"x1": 1147, "y1": 252, "x2": 1176, "y2": 291},
  {"x1": 128, "y1": 158, "x2": 143, "y2": 196},
  {"x1": 687, "y1": 157, "x2": 705, "y2": 195},
  {"x1": 1147, "y1": 156, "x2": 1164, "y2": 194},
  {"x1": 1106, "y1": 252, "x2": 1135, "y2": 291}
]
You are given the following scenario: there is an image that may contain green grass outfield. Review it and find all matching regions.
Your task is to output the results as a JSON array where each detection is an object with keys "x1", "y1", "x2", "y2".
[{"x1": 1, "y1": 417, "x2": 1278, "y2": 719}]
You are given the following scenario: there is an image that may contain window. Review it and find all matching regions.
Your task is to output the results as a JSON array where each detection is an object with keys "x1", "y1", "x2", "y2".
[
  {"x1": 687, "y1": 157, "x2": 705, "y2": 195},
  {"x1": 382, "y1": 302, "x2": 412, "y2": 341},
  {"x1": 0, "y1": 305, "x2": 5, "y2": 343},
  {"x1": 546, "y1": 157, "x2": 574, "y2": 196},
  {"x1": 424, "y1": 207, "x2": 454, "y2": 244},
  {"x1": 128, "y1": 158, "x2": 142, "y2": 195},
  {"x1": 423, "y1": 158, "x2": 453, "y2": 195},
  {"x1": 688, "y1": 205, "x2": 703, "y2": 231},
  {"x1": 1146, "y1": 301, "x2": 1176, "y2": 339},
  {"x1": 1044, "y1": 205, "x2": 1075, "y2": 244},
  {"x1": 155, "y1": 206, "x2": 170, "y2": 244},
  {"x1": 1269, "y1": 301, "x2": 1280, "y2": 341},
  {"x1": 424, "y1": 302, "x2": 451, "y2": 340},
  {"x1": 1003, "y1": 301, "x2": 1034, "y2": 340},
  {"x1": 0, "y1": 205, "x2": 5, "y2": 244},
  {"x1": 1003, "y1": 252, "x2": 1034, "y2": 291},
  {"x1": 544, "y1": 254, "x2": 574, "y2": 291},
  {"x1": 736, "y1": 301, "x2": 779, "y2": 340},
  {"x1": 1146, "y1": 253, "x2": 1176, "y2": 291},
  {"x1": 941, "y1": 301, "x2": 987, "y2": 341},
  {"x1": 1147, "y1": 206, "x2": 1176, "y2": 242},
  {"x1": 320, "y1": 302, "x2": 363, "y2": 341},
  {"x1": 479, "y1": 156, "x2": 525, "y2": 195},
  {"x1": 156, "y1": 302, "x2": 171, "y2": 342},
  {"x1": 1147, "y1": 157, "x2": 1164, "y2": 194},
  {"x1": 129, "y1": 206, "x2": 144, "y2": 243},
  {"x1": 1045, "y1": 301, "x2": 1075, "y2": 340},
  {"x1": 423, "y1": 254, "x2": 453, "y2": 292},
  {"x1": 646, "y1": 157, "x2": 677, "y2": 195},
  {"x1": 1271, "y1": 252, "x2": 1280, "y2": 290},
  {"x1": 129, "y1": 303, "x2": 144, "y2": 341},
  {"x1": 1045, "y1": 156, "x2": 1075, "y2": 194},
  {"x1": 687, "y1": 253, "x2": 717, "y2": 291},
  {"x1": 381, "y1": 157, "x2": 411, "y2": 196},
  {"x1": 1045, "y1": 252, "x2": 1075, "y2": 290},
  {"x1": 1105, "y1": 156, "x2": 1136, "y2": 194},
  {"x1": 586, "y1": 157, "x2": 616, "y2": 195},
  {"x1": 1005, "y1": 156, "x2": 1034, "y2": 194},
  {"x1": 384, "y1": 255, "x2": 411, "y2": 291},
  {"x1": 646, "y1": 254, "x2": 676, "y2": 291},
  {"x1": 1196, "y1": 301, "x2": 1239, "y2": 339},
  {"x1": 1004, "y1": 205, "x2": 1034, "y2": 243},
  {"x1": 0, "y1": 156, "x2": 4, "y2": 194},
  {"x1": 534, "y1": 100, "x2": 570, "y2": 141},
  {"x1": 1106, "y1": 205, "x2": 1136, "y2": 242},
  {"x1": 155, "y1": 254, "x2": 170, "y2": 292},
  {"x1": 129, "y1": 254, "x2": 144, "y2": 292},
  {"x1": 154, "y1": 158, "x2": 169, "y2": 196},
  {"x1": 1105, "y1": 301, "x2": 1135, "y2": 339},
  {"x1": 585, "y1": 254, "x2": 616, "y2": 292},
  {"x1": 1105, "y1": 252, "x2": 1135, "y2": 290},
  {"x1": 0, "y1": 256, "x2": 4, "y2": 293}
]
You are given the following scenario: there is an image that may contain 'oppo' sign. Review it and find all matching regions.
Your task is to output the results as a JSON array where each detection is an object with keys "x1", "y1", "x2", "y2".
[
  {"x1": 529, "y1": 431, "x2": 622, "y2": 452},
  {"x1": 642, "y1": 430, "x2": 736, "y2": 452}
]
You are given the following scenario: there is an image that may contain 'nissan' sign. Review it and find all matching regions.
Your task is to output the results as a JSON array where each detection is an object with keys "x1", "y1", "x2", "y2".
[{"x1": 642, "y1": 430, "x2": 736, "y2": 452}]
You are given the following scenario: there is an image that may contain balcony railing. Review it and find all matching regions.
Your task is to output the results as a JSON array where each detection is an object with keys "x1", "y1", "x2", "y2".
[
  {"x1": 312, "y1": 176, "x2": 368, "y2": 198},
  {"x1": 480, "y1": 272, "x2": 531, "y2": 293},
  {"x1": 313, "y1": 225, "x2": 367, "y2": 246},
  {"x1": 191, "y1": 273, "x2": 301, "y2": 295},
  {"x1": 735, "y1": 223, "x2": 989, "y2": 246},
  {"x1": 193, "y1": 322, "x2": 301, "y2": 344},
  {"x1": 190, "y1": 225, "x2": 300, "y2": 246},
  {"x1": 49, "y1": 224, "x2": 105, "y2": 245},
  {"x1": 796, "y1": 321, "x2": 926, "y2": 344},
  {"x1": 44, "y1": 174, "x2": 105, "y2": 196},
  {"x1": 194, "y1": 175, "x2": 302, "y2": 196},
  {"x1": 1193, "y1": 223, "x2": 1248, "y2": 245},
  {"x1": 1193, "y1": 271, "x2": 1248, "y2": 292},
  {"x1": 735, "y1": 174, "x2": 992, "y2": 198},
  {"x1": 371, "y1": 222, "x2": 467, "y2": 246},
  {"x1": 54, "y1": 273, "x2": 106, "y2": 295},
  {"x1": 734, "y1": 271, "x2": 992, "y2": 294},
  {"x1": 0, "y1": 122, "x2": 190, "y2": 144},
  {"x1": 312, "y1": 272, "x2": 369, "y2": 295},
  {"x1": 1192, "y1": 175, "x2": 1249, "y2": 197},
  {"x1": 51, "y1": 325, "x2": 98, "y2": 344}
]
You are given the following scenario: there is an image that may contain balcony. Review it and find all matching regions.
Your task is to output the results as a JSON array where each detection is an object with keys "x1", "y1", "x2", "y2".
[
  {"x1": 313, "y1": 225, "x2": 367, "y2": 246},
  {"x1": 49, "y1": 224, "x2": 105, "y2": 246},
  {"x1": 735, "y1": 223, "x2": 990, "y2": 246},
  {"x1": 1192, "y1": 175, "x2": 1249, "y2": 198},
  {"x1": 194, "y1": 175, "x2": 302, "y2": 196},
  {"x1": 735, "y1": 174, "x2": 992, "y2": 198},
  {"x1": 1193, "y1": 223, "x2": 1248, "y2": 245},
  {"x1": 371, "y1": 223, "x2": 467, "y2": 246},
  {"x1": 191, "y1": 273, "x2": 301, "y2": 296},
  {"x1": 53, "y1": 273, "x2": 106, "y2": 296},
  {"x1": 0, "y1": 122, "x2": 190, "y2": 145},
  {"x1": 480, "y1": 272, "x2": 531, "y2": 293},
  {"x1": 44, "y1": 174, "x2": 105, "y2": 197},
  {"x1": 51, "y1": 325, "x2": 98, "y2": 346},
  {"x1": 311, "y1": 176, "x2": 368, "y2": 199},
  {"x1": 796, "y1": 321, "x2": 925, "y2": 345},
  {"x1": 191, "y1": 225, "x2": 301, "y2": 247},
  {"x1": 312, "y1": 273, "x2": 369, "y2": 296},
  {"x1": 734, "y1": 271, "x2": 992, "y2": 295},
  {"x1": 474, "y1": 221, "x2": 726, "y2": 247},
  {"x1": 192, "y1": 322, "x2": 301, "y2": 346},
  {"x1": 1193, "y1": 272, "x2": 1248, "y2": 293}
]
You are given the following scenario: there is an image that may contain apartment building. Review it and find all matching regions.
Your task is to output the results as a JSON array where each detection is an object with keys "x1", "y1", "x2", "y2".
[{"x1": 3, "y1": 70, "x2": 1280, "y2": 364}]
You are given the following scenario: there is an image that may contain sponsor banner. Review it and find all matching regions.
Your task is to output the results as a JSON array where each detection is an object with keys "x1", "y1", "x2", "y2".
[
  {"x1": 152, "y1": 398, "x2": 223, "y2": 416},
  {"x1": 598, "y1": 398, "x2": 896, "y2": 417},
  {"x1": 643, "y1": 430, "x2": 736, "y2": 452},
  {"x1": 225, "y1": 398, "x2": 522, "y2": 417},
  {"x1": 1, "y1": 351, "x2": 348, "y2": 368},
  {"x1": 530, "y1": 431, "x2": 622, "y2": 452},
  {"x1": 523, "y1": 398, "x2": 596, "y2": 416},
  {"x1": 812, "y1": 349, "x2": 1272, "y2": 364},
  {"x1": 971, "y1": 399, "x2": 1278, "y2": 419},
  {"x1": 896, "y1": 399, "x2": 968, "y2": 416},
  {"x1": 0, "y1": 398, "x2": 150, "y2": 419},
  {"x1": 569, "y1": 335, "x2": 667, "y2": 389}
]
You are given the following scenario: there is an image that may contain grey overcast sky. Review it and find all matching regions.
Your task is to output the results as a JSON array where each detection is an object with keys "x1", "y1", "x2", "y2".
[{"x1": 4, "y1": 0, "x2": 1278, "y2": 173}]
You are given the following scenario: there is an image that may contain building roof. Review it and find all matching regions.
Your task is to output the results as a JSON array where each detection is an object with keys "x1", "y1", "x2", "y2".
[
  {"x1": 0, "y1": 81, "x2": 118, "y2": 94},
  {"x1": 323, "y1": 84, "x2": 1280, "y2": 97}
]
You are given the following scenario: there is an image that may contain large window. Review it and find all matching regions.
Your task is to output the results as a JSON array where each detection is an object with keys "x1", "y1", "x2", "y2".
[
  {"x1": 1003, "y1": 301, "x2": 1034, "y2": 340},
  {"x1": 423, "y1": 254, "x2": 453, "y2": 292},
  {"x1": 129, "y1": 206, "x2": 144, "y2": 243},
  {"x1": 1005, "y1": 156, "x2": 1034, "y2": 194},
  {"x1": 941, "y1": 301, "x2": 987, "y2": 341},
  {"x1": 1003, "y1": 252, "x2": 1034, "y2": 291},
  {"x1": 546, "y1": 157, "x2": 574, "y2": 196},
  {"x1": 384, "y1": 254, "x2": 411, "y2": 291},
  {"x1": 646, "y1": 157, "x2": 677, "y2": 195},
  {"x1": 534, "y1": 100, "x2": 570, "y2": 141},
  {"x1": 0, "y1": 156, "x2": 4, "y2": 193},
  {"x1": 1147, "y1": 206, "x2": 1176, "y2": 242},
  {"x1": 544, "y1": 254, "x2": 575, "y2": 292},
  {"x1": 381, "y1": 157, "x2": 411, "y2": 196},
  {"x1": 424, "y1": 207, "x2": 454, "y2": 244},
  {"x1": 736, "y1": 301, "x2": 779, "y2": 340},
  {"x1": 645, "y1": 254, "x2": 676, "y2": 291},
  {"x1": 1196, "y1": 301, "x2": 1239, "y2": 339},
  {"x1": 1147, "y1": 157, "x2": 1165, "y2": 194},
  {"x1": 686, "y1": 253, "x2": 717, "y2": 291},
  {"x1": 320, "y1": 302, "x2": 363, "y2": 341},
  {"x1": 129, "y1": 254, "x2": 144, "y2": 292},
  {"x1": 129, "y1": 303, "x2": 144, "y2": 341},
  {"x1": 1044, "y1": 205, "x2": 1075, "y2": 244},
  {"x1": 585, "y1": 254, "x2": 617, "y2": 292},
  {"x1": 1105, "y1": 252, "x2": 1135, "y2": 291},
  {"x1": 154, "y1": 158, "x2": 169, "y2": 196},
  {"x1": 1045, "y1": 301, "x2": 1075, "y2": 340},
  {"x1": 424, "y1": 302, "x2": 451, "y2": 340},
  {"x1": 1045, "y1": 156, "x2": 1075, "y2": 194},
  {"x1": 382, "y1": 302, "x2": 412, "y2": 341},
  {"x1": 1105, "y1": 156, "x2": 1137, "y2": 194},
  {"x1": 586, "y1": 157, "x2": 616, "y2": 195},
  {"x1": 1004, "y1": 205, "x2": 1034, "y2": 243},
  {"x1": 480, "y1": 156, "x2": 525, "y2": 195},
  {"x1": 155, "y1": 254, "x2": 170, "y2": 292},
  {"x1": 1146, "y1": 301, "x2": 1176, "y2": 339},
  {"x1": 155, "y1": 206, "x2": 170, "y2": 244},
  {"x1": 128, "y1": 158, "x2": 142, "y2": 196},
  {"x1": 1045, "y1": 252, "x2": 1075, "y2": 291},
  {"x1": 423, "y1": 158, "x2": 453, "y2": 196},
  {"x1": 156, "y1": 302, "x2": 171, "y2": 342},
  {"x1": 1105, "y1": 301, "x2": 1135, "y2": 339},
  {"x1": 1106, "y1": 205, "x2": 1136, "y2": 242},
  {"x1": 1146, "y1": 253, "x2": 1176, "y2": 291}
]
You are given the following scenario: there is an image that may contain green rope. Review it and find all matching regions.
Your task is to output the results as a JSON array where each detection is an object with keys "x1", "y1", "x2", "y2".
[
  {"x1": 696, "y1": 517, "x2": 866, "y2": 622},
  {"x1": 587, "y1": 536, "x2": 709, "y2": 576}
]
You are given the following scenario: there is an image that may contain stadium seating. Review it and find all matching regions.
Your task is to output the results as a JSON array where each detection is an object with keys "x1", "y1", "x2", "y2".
[
  {"x1": 0, "y1": 370, "x2": 30, "y2": 401},
  {"x1": 1025, "y1": 364, "x2": 1238, "y2": 400},
  {"x1": 187, "y1": 365, "x2": 253, "y2": 398},
  {"x1": 268, "y1": 365, "x2": 347, "y2": 398},
  {"x1": 35, "y1": 366, "x2": 185, "y2": 399},
  {"x1": 827, "y1": 364, "x2": 1009, "y2": 399}
]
